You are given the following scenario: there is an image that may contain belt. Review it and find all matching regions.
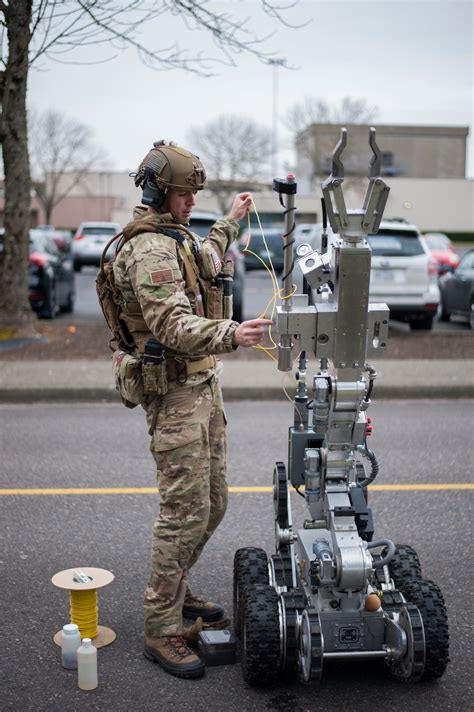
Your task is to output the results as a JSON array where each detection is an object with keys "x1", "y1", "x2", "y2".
[{"x1": 166, "y1": 355, "x2": 216, "y2": 380}]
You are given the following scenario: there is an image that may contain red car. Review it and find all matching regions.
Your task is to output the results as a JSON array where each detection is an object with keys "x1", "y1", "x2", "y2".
[{"x1": 423, "y1": 232, "x2": 460, "y2": 276}]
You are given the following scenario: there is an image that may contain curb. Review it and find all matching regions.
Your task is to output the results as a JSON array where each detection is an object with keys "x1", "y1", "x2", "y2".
[{"x1": 1, "y1": 384, "x2": 473, "y2": 403}]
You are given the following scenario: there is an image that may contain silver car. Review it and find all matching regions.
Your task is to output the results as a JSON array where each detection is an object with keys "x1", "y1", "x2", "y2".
[{"x1": 72, "y1": 221, "x2": 121, "y2": 271}]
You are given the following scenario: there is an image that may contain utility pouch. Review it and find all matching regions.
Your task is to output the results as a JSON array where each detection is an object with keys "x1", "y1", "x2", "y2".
[
  {"x1": 195, "y1": 243, "x2": 222, "y2": 279},
  {"x1": 142, "y1": 337, "x2": 168, "y2": 396},
  {"x1": 142, "y1": 362, "x2": 168, "y2": 396},
  {"x1": 205, "y1": 285, "x2": 224, "y2": 320},
  {"x1": 223, "y1": 291, "x2": 233, "y2": 320},
  {"x1": 113, "y1": 350, "x2": 145, "y2": 409},
  {"x1": 222, "y1": 260, "x2": 234, "y2": 320}
]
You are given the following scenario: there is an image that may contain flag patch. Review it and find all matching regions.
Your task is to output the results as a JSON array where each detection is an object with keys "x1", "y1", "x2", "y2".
[{"x1": 150, "y1": 269, "x2": 174, "y2": 284}]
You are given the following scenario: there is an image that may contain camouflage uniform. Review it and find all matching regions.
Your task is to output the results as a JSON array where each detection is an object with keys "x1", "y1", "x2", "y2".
[{"x1": 114, "y1": 207, "x2": 240, "y2": 638}]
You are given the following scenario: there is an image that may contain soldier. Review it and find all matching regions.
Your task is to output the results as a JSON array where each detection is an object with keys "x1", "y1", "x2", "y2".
[{"x1": 112, "y1": 141, "x2": 271, "y2": 679}]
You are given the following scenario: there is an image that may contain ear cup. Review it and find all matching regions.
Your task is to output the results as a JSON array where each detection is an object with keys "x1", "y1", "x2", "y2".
[{"x1": 141, "y1": 175, "x2": 166, "y2": 209}]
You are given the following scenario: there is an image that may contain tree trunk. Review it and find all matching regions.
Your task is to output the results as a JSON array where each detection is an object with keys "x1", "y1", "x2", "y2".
[{"x1": 0, "y1": 1, "x2": 37, "y2": 338}]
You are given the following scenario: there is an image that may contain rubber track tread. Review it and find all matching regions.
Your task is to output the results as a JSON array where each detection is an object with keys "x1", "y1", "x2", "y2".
[
  {"x1": 404, "y1": 578, "x2": 450, "y2": 680},
  {"x1": 389, "y1": 544, "x2": 422, "y2": 592},
  {"x1": 241, "y1": 584, "x2": 281, "y2": 686},
  {"x1": 233, "y1": 547, "x2": 269, "y2": 635}
]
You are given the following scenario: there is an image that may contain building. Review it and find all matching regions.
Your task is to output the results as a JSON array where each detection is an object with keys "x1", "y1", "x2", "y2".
[
  {"x1": 295, "y1": 123, "x2": 469, "y2": 190},
  {"x1": 2, "y1": 123, "x2": 471, "y2": 237}
]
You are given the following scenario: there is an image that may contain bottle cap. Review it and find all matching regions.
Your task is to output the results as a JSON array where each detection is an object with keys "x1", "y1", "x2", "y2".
[
  {"x1": 62, "y1": 623, "x2": 79, "y2": 635},
  {"x1": 82, "y1": 638, "x2": 92, "y2": 647}
]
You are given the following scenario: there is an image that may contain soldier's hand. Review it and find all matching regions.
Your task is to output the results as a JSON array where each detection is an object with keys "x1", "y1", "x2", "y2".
[
  {"x1": 233, "y1": 318, "x2": 272, "y2": 347},
  {"x1": 229, "y1": 192, "x2": 253, "y2": 222}
]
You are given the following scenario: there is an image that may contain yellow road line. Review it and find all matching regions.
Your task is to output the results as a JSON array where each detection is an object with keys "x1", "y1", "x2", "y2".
[{"x1": 0, "y1": 484, "x2": 472, "y2": 496}]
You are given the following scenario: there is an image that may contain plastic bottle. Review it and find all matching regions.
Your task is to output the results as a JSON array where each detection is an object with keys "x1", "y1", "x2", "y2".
[
  {"x1": 61, "y1": 623, "x2": 81, "y2": 669},
  {"x1": 77, "y1": 638, "x2": 98, "y2": 691}
]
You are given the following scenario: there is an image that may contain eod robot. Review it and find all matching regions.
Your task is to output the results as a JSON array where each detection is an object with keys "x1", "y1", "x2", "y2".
[{"x1": 233, "y1": 128, "x2": 449, "y2": 686}]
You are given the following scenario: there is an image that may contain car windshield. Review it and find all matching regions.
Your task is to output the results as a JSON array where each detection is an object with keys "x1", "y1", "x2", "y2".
[
  {"x1": 81, "y1": 226, "x2": 118, "y2": 236},
  {"x1": 424, "y1": 234, "x2": 450, "y2": 249},
  {"x1": 367, "y1": 229, "x2": 424, "y2": 257},
  {"x1": 29, "y1": 233, "x2": 49, "y2": 253}
]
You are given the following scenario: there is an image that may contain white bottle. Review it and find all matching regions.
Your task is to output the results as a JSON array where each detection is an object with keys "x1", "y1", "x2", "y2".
[
  {"x1": 61, "y1": 623, "x2": 81, "y2": 669},
  {"x1": 77, "y1": 638, "x2": 98, "y2": 691}
]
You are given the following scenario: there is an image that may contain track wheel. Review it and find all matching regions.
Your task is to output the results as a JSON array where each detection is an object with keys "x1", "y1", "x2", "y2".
[
  {"x1": 273, "y1": 461, "x2": 289, "y2": 527},
  {"x1": 274, "y1": 462, "x2": 292, "y2": 552},
  {"x1": 388, "y1": 544, "x2": 422, "y2": 592},
  {"x1": 403, "y1": 578, "x2": 449, "y2": 680},
  {"x1": 241, "y1": 584, "x2": 282, "y2": 686},
  {"x1": 297, "y1": 608, "x2": 323, "y2": 684},
  {"x1": 388, "y1": 603, "x2": 425, "y2": 682},
  {"x1": 280, "y1": 592, "x2": 306, "y2": 679},
  {"x1": 233, "y1": 547, "x2": 269, "y2": 636}
]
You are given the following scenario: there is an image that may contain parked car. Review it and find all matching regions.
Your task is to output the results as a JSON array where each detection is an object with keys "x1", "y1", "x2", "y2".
[
  {"x1": 72, "y1": 221, "x2": 121, "y2": 271},
  {"x1": 296, "y1": 218, "x2": 440, "y2": 330},
  {"x1": 37, "y1": 225, "x2": 74, "y2": 254},
  {"x1": 423, "y1": 232, "x2": 460, "y2": 275},
  {"x1": 189, "y1": 211, "x2": 245, "y2": 322},
  {"x1": 439, "y1": 248, "x2": 474, "y2": 329},
  {"x1": 29, "y1": 229, "x2": 75, "y2": 317},
  {"x1": 240, "y1": 226, "x2": 285, "y2": 274}
]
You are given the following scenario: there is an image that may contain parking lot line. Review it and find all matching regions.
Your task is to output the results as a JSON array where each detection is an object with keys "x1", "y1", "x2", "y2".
[{"x1": 0, "y1": 484, "x2": 472, "y2": 496}]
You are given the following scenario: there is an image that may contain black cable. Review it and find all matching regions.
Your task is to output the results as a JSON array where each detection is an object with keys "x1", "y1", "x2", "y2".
[
  {"x1": 294, "y1": 485, "x2": 305, "y2": 499},
  {"x1": 279, "y1": 196, "x2": 296, "y2": 284}
]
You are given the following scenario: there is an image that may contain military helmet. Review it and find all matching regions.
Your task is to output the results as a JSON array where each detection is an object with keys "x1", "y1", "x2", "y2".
[{"x1": 135, "y1": 140, "x2": 207, "y2": 193}]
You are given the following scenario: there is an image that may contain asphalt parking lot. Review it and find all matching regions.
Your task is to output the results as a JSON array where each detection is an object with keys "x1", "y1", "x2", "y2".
[{"x1": 2, "y1": 400, "x2": 473, "y2": 711}]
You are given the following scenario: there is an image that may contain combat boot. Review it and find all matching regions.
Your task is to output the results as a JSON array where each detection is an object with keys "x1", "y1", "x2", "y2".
[
  {"x1": 182, "y1": 615, "x2": 232, "y2": 648},
  {"x1": 182, "y1": 592, "x2": 225, "y2": 622},
  {"x1": 143, "y1": 635, "x2": 205, "y2": 679}
]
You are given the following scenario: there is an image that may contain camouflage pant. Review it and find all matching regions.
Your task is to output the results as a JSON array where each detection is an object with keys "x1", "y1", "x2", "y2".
[{"x1": 143, "y1": 376, "x2": 228, "y2": 638}]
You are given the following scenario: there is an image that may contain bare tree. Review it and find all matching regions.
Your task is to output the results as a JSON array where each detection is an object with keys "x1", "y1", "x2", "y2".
[
  {"x1": 188, "y1": 115, "x2": 272, "y2": 213},
  {"x1": 0, "y1": 1, "x2": 298, "y2": 337},
  {"x1": 285, "y1": 96, "x2": 380, "y2": 188},
  {"x1": 29, "y1": 109, "x2": 107, "y2": 225}
]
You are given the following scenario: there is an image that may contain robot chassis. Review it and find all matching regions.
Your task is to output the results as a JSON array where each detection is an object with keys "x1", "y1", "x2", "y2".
[{"x1": 233, "y1": 129, "x2": 449, "y2": 686}]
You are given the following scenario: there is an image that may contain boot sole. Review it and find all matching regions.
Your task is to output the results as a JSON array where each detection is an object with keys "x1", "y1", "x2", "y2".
[{"x1": 144, "y1": 645, "x2": 205, "y2": 679}]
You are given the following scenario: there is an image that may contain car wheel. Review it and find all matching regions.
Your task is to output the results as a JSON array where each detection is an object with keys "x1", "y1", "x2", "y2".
[
  {"x1": 470, "y1": 301, "x2": 474, "y2": 330},
  {"x1": 438, "y1": 297, "x2": 450, "y2": 322},
  {"x1": 410, "y1": 315, "x2": 434, "y2": 331},
  {"x1": 41, "y1": 281, "x2": 57, "y2": 319},
  {"x1": 61, "y1": 290, "x2": 75, "y2": 314},
  {"x1": 73, "y1": 261, "x2": 82, "y2": 272}
]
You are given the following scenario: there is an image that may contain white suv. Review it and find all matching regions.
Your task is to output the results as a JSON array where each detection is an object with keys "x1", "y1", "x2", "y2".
[
  {"x1": 297, "y1": 218, "x2": 440, "y2": 330},
  {"x1": 72, "y1": 221, "x2": 121, "y2": 271},
  {"x1": 367, "y1": 219, "x2": 439, "y2": 330}
]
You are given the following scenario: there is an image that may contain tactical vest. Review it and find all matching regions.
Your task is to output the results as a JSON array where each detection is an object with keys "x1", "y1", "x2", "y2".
[{"x1": 96, "y1": 221, "x2": 234, "y2": 381}]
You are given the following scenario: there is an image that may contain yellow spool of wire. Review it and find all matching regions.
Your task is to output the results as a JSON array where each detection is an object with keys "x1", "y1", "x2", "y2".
[
  {"x1": 70, "y1": 588, "x2": 98, "y2": 639},
  {"x1": 52, "y1": 567, "x2": 115, "y2": 649}
]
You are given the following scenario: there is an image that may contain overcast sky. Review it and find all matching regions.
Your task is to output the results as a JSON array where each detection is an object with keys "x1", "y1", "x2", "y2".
[{"x1": 28, "y1": 0, "x2": 473, "y2": 177}]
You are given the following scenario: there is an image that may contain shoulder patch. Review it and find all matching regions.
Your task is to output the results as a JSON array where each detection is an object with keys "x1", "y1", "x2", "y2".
[{"x1": 150, "y1": 268, "x2": 179, "y2": 284}]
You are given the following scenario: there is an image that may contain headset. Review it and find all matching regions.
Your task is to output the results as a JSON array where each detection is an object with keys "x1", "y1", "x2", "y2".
[{"x1": 141, "y1": 168, "x2": 167, "y2": 210}]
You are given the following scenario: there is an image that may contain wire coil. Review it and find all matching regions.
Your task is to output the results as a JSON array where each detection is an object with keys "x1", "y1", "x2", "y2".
[{"x1": 70, "y1": 589, "x2": 99, "y2": 639}]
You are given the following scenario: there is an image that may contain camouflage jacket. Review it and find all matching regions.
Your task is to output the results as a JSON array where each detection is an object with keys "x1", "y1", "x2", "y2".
[{"x1": 113, "y1": 207, "x2": 240, "y2": 387}]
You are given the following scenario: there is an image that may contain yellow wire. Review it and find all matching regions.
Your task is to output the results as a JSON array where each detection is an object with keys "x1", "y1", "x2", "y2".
[
  {"x1": 244, "y1": 200, "x2": 303, "y2": 411},
  {"x1": 244, "y1": 204, "x2": 291, "y2": 353},
  {"x1": 70, "y1": 589, "x2": 98, "y2": 639}
]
